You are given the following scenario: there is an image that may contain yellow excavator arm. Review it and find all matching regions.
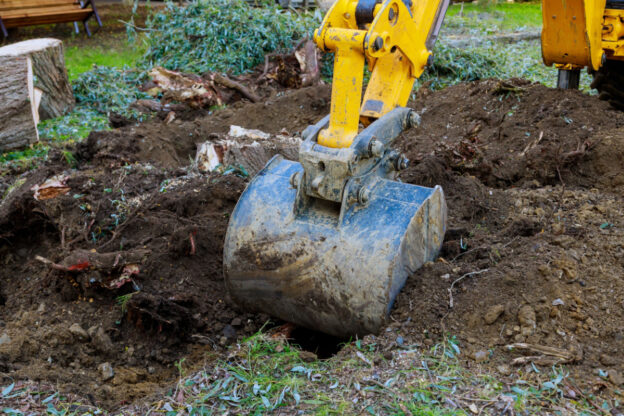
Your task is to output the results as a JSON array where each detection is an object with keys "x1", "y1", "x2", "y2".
[{"x1": 313, "y1": 0, "x2": 450, "y2": 148}]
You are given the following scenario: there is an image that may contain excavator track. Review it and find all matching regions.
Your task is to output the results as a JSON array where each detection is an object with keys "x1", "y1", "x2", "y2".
[{"x1": 591, "y1": 60, "x2": 624, "y2": 111}]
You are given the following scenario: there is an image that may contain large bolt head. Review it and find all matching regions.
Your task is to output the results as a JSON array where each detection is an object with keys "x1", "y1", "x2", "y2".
[
  {"x1": 358, "y1": 186, "x2": 371, "y2": 205},
  {"x1": 395, "y1": 154, "x2": 409, "y2": 171}
]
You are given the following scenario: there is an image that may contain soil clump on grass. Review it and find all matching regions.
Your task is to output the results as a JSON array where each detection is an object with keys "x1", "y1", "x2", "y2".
[{"x1": 2, "y1": 79, "x2": 624, "y2": 408}]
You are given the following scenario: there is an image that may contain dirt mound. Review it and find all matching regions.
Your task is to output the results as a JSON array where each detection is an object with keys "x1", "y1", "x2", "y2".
[
  {"x1": 388, "y1": 79, "x2": 624, "y2": 387},
  {"x1": 76, "y1": 85, "x2": 331, "y2": 169},
  {"x1": 400, "y1": 78, "x2": 624, "y2": 189},
  {"x1": 0, "y1": 166, "x2": 266, "y2": 406},
  {"x1": 2, "y1": 79, "x2": 624, "y2": 408}
]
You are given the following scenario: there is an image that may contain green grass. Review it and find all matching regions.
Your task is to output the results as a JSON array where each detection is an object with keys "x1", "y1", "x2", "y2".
[
  {"x1": 0, "y1": 329, "x2": 609, "y2": 414},
  {"x1": 445, "y1": 1, "x2": 542, "y2": 33},
  {"x1": 64, "y1": 35, "x2": 147, "y2": 81}
]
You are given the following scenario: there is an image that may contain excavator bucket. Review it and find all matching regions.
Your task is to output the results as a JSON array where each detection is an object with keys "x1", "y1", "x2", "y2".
[{"x1": 224, "y1": 111, "x2": 447, "y2": 338}]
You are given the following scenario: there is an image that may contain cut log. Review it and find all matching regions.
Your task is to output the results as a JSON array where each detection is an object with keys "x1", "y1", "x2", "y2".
[
  {"x1": 195, "y1": 126, "x2": 301, "y2": 176},
  {"x1": 0, "y1": 54, "x2": 39, "y2": 151},
  {"x1": 0, "y1": 38, "x2": 74, "y2": 120}
]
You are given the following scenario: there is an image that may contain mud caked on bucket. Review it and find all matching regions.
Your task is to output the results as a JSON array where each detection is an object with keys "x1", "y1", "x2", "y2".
[{"x1": 224, "y1": 108, "x2": 447, "y2": 337}]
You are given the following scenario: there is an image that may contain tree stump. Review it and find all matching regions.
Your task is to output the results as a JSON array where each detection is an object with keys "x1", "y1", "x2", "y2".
[
  {"x1": 0, "y1": 38, "x2": 74, "y2": 120},
  {"x1": 0, "y1": 55, "x2": 40, "y2": 151},
  {"x1": 195, "y1": 126, "x2": 301, "y2": 176}
]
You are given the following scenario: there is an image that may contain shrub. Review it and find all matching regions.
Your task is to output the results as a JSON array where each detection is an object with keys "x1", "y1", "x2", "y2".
[
  {"x1": 141, "y1": 0, "x2": 319, "y2": 75},
  {"x1": 419, "y1": 41, "x2": 502, "y2": 90},
  {"x1": 71, "y1": 66, "x2": 150, "y2": 116}
]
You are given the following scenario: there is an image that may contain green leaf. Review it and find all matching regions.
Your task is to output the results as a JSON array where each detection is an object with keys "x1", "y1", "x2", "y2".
[
  {"x1": 1, "y1": 383, "x2": 14, "y2": 397},
  {"x1": 42, "y1": 393, "x2": 57, "y2": 404}
]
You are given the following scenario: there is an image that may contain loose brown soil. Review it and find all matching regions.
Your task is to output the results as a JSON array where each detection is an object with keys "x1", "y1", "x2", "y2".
[{"x1": 2, "y1": 79, "x2": 624, "y2": 408}]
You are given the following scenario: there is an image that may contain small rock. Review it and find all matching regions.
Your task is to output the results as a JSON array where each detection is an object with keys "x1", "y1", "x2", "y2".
[
  {"x1": 563, "y1": 387, "x2": 577, "y2": 399},
  {"x1": 87, "y1": 326, "x2": 98, "y2": 339},
  {"x1": 600, "y1": 353, "x2": 618, "y2": 366},
  {"x1": 423, "y1": 338, "x2": 433, "y2": 346},
  {"x1": 222, "y1": 325, "x2": 236, "y2": 339},
  {"x1": 299, "y1": 351, "x2": 317, "y2": 363},
  {"x1": 92, "y1": 327, "x2": 113, "y2": 352},
  {"x1": 98, "y1": 362, "x2": 114, "y2": 381},
  {"x1": 219, "y1": 336, "x2": 228, "y2": 346},
  {"x1": 472, "y1": 350, "x2": 488, "y2": 362},
  {"x1": 497, "y1": 364, "x2": 512, "y2": 376},
  {"x1": 609, "y1": 370, "x2": 624, "y2": 386},
  {"x1": 484, "y1": 304, "x2": 505, "y2": 325},
  {"x1": 383, "y1": 351, "x2": 393, "y2": 360},
  {"x1": 37, "y1": 303, "x2": 46, "y2": 313},
  {"x1": 69, "y1": 323, "x2": 89, "y2": 342},
  {"x1": 230, "y1": 317, "x2": 242, "y2": 327},
  {"x1": 518, "y1": 305, "x2": 536, "y2": 329},
  {"x1": 552, "y1": 298, "x2": 564, "y2": 306},
  {"x1": 0, "y1": 333, "x2": 10, "y2": 345},
  {"x1": 147, "y1": 366, "x2": 156, "y2": 374}
]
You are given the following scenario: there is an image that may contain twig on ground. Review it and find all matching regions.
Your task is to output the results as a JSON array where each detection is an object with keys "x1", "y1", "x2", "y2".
[
  {"x1": 448, "y1": 269, "x2": 489, "y2": 308},
  {"x1": 35, "y1": 255, "x2": 70, "y2": 272},
  {"x1": 451, "y1": 246, "x2": 485, "y2": 262},
  {"x1": 189, "y1": 232, "x2": 196, "y2": 256},
  {"x1": 213, "y1": 73, "x2": 260, "y2": 102},
  {"x1": 501, "y1": 236, "x2": 518, "y2": 248},
  {"x1": 60, "y1": 225, "x2": 66, "y2": 250}
]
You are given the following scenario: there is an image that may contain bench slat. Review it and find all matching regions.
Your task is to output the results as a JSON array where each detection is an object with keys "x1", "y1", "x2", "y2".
[
  {"x1": 1, "y1": 5, "x2": 84, "y2": 17},
  {"x1": 0, "y1": 0, "x2": 79, "y2": 7},
  {"x1": 0, "y1": 4, "x2": 81, "y2": 13},
  {"x1": 2, "y1": 10, "x2": 91, "y2": 27}
]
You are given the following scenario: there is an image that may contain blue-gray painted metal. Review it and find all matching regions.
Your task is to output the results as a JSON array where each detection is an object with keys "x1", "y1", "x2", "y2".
[{"x1": 223, "y1": 155, "x2": 446, "y2": 337}]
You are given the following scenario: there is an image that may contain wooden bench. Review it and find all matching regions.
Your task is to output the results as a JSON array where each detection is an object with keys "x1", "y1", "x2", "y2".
[{"x1": 0, "y1": 0, "x2": 102, "y2": 38}]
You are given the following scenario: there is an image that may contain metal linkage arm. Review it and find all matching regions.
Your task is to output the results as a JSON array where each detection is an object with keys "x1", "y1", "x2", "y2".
[{"x1": 313, "y1": 0, "x2": 449, "y2": 149}]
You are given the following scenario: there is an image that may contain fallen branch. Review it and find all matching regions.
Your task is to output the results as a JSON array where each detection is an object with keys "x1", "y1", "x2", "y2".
[
  {"x1": 448, "y1": 269, "x2": 489, "y2": 308},
  {"x1": 213, "y1": 73, "x2": 260, "y2": 103},
  {"x1": 562, "y1": 140, "x2": 592, "y2": 161},
  {"x1": 520, "y1": 131, "x2": 544, "y2": 157},
  {"x1": 506, "y1": 342, "x2": 580, "y2": 366},
  {"x1": 492, "y1": 80, "x2": 526, "y2": 95},
  {"x1": 506, "y1": 342, "x2": 575, "y2": 360},
  {"x1": 510, "y1": 355, "x2": 569, "y2": 366},
  {"x1": 35, "y1": 255, "x2": 70, "y2": 272}
]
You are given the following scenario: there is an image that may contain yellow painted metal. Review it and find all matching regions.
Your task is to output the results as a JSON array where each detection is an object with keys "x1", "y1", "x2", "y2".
[
  {"x1": 361, "y1": 0, "x2": 435, "y2": 120},
  {"x1": 313, "y1": 0, "x2": 446, "y2": 148},
  {"x1": 603, "y1": 8, "x2": 624, "y2": 60},
  {"x1": 320, "y1": 28, "x2": 367, "y2": 148},
  {"x1": 542, "y1": 0, "x2": 606, "y2": 71}
]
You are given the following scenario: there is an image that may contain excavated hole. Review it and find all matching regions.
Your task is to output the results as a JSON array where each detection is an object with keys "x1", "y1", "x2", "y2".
[{"x1": 289, "y1": 327, "x2": 347, "y2": 359}]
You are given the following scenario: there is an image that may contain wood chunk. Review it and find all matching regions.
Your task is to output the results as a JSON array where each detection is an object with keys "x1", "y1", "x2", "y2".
[
  {"x1": 195, "y1": 126, "x2": 301, "y2": 176},
  {"x1": 0, "y1": 54, "x2": 39, "y2": 151},
  {"x1": 0, "y1": 38, "x2": 74, "y2": 120}
]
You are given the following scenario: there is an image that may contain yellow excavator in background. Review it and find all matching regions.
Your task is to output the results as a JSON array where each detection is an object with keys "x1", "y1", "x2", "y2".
[{"x1": 223, "y1": 0, "x2": 624, "y2": 338}]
